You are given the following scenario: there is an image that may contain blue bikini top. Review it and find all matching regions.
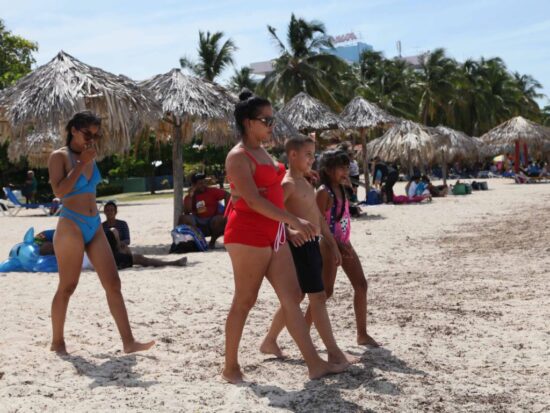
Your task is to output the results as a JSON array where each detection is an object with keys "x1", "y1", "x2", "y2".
[{"x1": 63, "y1": 150, "x2": 102, "y2": 199}]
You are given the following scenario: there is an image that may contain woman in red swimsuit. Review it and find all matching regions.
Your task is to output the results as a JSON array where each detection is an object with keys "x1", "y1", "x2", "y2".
[{"x1": 222, "y1": 90, "x2": 347, "y2": 384}]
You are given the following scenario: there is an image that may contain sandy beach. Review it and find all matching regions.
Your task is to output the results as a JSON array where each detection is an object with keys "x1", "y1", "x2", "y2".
[{"x1": 1, "y1": 179, "x2": 549, "y2": 412}]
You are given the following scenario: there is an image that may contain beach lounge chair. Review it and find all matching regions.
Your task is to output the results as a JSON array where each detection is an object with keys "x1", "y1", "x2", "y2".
[{"x1": 2, "y1": 187, "x2": 54, "y2": 216}]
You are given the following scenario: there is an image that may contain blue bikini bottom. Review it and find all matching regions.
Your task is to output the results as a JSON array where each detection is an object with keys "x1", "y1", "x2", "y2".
[{"x1": 59, "y1": 207, "x2": 101, "y2": 244}]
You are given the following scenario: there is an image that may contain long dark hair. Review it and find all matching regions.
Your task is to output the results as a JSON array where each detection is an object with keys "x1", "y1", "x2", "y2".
[
  {"x1": 233, "y1": 89, "x2": 271, "y2": 135},
  {"x1": 65, "y1": 111, "x2": 102, "y2": 146},
  {"x1": 319, "y1": 149, "x2": 351, "y2": 189}
]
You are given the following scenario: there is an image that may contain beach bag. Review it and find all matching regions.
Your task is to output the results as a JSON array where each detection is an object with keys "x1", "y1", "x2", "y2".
[
  {"x1": 366, "y1": 189, "x2": 382, "y2": 205},
  {"x1": 169, "y1": 225, "x2": 208, "y2": 253},
  {"x1": 452, "y1": 183, "x2": 467, "y2": 195}
]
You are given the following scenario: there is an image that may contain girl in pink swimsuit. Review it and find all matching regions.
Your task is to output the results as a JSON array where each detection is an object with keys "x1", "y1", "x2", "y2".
[{"x1": 316, "y1": 150, "x2": 379, "y2": 347}]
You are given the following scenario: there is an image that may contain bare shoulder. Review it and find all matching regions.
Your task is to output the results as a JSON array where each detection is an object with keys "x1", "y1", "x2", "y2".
[
  {"x1": 48, "y1": 147, "x2": 68, "y2": 166},
  {"x1": 316, "y1": 186, "x2": 332, "y2": 210}
]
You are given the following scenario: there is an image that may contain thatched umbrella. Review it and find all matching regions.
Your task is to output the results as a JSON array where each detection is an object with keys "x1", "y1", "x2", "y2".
[
  {"x1": 367, "y1": 120, "x2": 446, "y2": 177},
  {"x1": 433, "y1": 126, "x2": 483, "y2": 184},
  {"x1": 279, "y1": 92, "x2": 347, "y2": 135},
  {"x1": 481, "y1": 116, "x2": 550, "y2": 172},
  {"x1": 341, "y1": 96, "x2": 401, "y2": 192},
  {"x1": 0, "y1": 51, "x2": 162, "y2": 167},
  {"x1": 140, "y1": 68, "x2": 235, "y2": 225},
  {"x1": 193, "y1": 110, "x2": 300, "y2": 149}
]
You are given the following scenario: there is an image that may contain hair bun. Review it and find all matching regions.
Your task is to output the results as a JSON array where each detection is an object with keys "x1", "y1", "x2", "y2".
[{"x1": 238, "y1": 89, "x2": 254, "y2": 101}]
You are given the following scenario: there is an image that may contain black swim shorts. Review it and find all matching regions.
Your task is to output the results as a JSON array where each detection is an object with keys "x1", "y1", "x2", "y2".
[{"x1": 289, "y1": 238, "x2": 324, "y2": 294}]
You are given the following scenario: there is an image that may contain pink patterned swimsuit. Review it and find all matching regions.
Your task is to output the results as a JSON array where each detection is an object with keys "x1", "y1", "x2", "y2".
[{"x1": 322, "y1": 185, "x2": 351, "y2": 244}]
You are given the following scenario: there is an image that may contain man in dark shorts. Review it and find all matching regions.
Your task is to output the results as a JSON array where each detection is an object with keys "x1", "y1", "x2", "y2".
[{"x1": 179, "y1": 172, "x2": 229, "y2": 248}]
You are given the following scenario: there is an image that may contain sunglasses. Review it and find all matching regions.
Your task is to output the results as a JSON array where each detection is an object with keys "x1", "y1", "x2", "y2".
[
  {"x1": 252, "y1": 116, "x2": 276, "y2": 127},
  {"x1": 79, "y1": 129, "x2": 102, "y2": 141}
]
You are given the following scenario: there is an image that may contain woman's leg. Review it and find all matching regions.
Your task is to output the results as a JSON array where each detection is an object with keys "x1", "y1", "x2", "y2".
[
  {"x1": 265, "y1": 243, "x2": 348, "y2": 379},
  {"x1": 86, "y1": 229, "x2": 155, "y2": 353},
  {"x1": 51, "y1": 219, "x2": 85, "y2": 354},
  {"x1": 341, "y1": 245, "x2": 378, "y2": 346},
  {"x1": 223, "y1": 243, "x2": 272, "y2": 384}
]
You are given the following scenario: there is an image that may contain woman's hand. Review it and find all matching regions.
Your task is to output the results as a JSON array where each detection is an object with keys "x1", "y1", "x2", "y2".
[
  {"x1": 304, "y1": 170, "x2": 320, "y2": 186},
  {"x1": 291, "y1": 217, "x2": 318, "y2": 240},
  {"x1": 287, "y1": 228, "x2": 308, "y2": 247},
  {"x1": 79, "y1": 146, "x2": 97, "y2": 164}
]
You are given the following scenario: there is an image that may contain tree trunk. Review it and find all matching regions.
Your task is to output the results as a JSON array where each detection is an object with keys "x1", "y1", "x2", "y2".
[
  {"x1": 360, "y1": 128, "x2": 371, "y2": 197},
  {"x1": 442, "y1": 151, "x2": 447, "y2": 186},
  {"x1": 172, "y1": 117, "x2": 184, "y2": 227},
  {"x1": 172, "y1": 116, "x2": 195, "y2": 227}
]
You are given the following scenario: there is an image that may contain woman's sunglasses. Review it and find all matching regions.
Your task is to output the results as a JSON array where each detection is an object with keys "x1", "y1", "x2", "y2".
[
  {"x1": 253, "y1": 116, "x2": 276, "y2": 127},
  {"x1": 79, "y1": 129, "x2": 102, "y2": 141}
]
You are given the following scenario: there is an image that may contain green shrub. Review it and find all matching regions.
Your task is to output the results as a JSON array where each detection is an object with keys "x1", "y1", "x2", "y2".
[{"x1": 97, "y1": 183, "x2": 124, "y2": 197}]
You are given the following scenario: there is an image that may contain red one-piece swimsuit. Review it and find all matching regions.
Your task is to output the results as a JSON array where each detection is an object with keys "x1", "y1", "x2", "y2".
[{"x1": 224, "y1": 150, "x2": 286, "y2": 250}]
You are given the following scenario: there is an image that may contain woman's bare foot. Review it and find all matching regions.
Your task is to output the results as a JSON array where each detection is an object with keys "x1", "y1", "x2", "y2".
[
  {"x1": 259, "y1": 338, "x2": 287, "y2": 359},
  {"x1": 177, "y1": 257, "x2": 188, "y2": 267},
  {"x1": 308, "y1": 359, "x2": 349, "y2": 380},
  {"x1": 357, "y1": 334, "x2": 379, "y2": 347},
  {"x1": 123, "y1": 340, "x2": 156, "y2": 354},
  {"x1": 328, "y1": 350, "x2": 360, "y2": 365},
  {"x1": 50, "y1": 341, "x2": 68, "y2": 355},
  {"x1": 222, "y1": 366, "x2": 244, "y2": 384}
]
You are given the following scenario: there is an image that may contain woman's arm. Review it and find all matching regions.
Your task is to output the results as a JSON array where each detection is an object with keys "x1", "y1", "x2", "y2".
[{"x1": 48, "y1": 151, "x2": 85, "y2": 198}]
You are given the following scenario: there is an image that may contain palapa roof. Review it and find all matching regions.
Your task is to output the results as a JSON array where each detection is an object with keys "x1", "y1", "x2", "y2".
[
  {"x1": 0, "y1": 51, "x2": 162, "y2": 167},
  {"x1": 434, "y1": 125, "x2": 482, "y2": 163},
  {"x1": 341, "y1": 96, "x2": 400, "y2": 129},
  {"x1": 367, "y1": 120, "x2": 445, "y2": 166},
  {"x1": 140, "y1": 68, "x2": 236, "y2": 146},
  {"x1": 191, "y1": 111, "x2": 301, "y2": 147},
  {"x1": 140, "y1": 68, "x2": 235, "y2": 121},
  {"x1": 279, "y1": 92, "x2": 347, "y2": 133},
  {"x1": 481, "y1": 116, "x2": 550, "y2": 151}
]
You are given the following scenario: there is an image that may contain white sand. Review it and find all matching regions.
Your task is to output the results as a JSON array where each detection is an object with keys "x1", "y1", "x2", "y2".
[{"x1": 1, "y1": 180, "x2": 549, "y2": 412}]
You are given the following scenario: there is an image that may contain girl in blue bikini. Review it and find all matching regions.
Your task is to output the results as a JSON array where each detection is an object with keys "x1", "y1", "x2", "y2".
[{"x1": 47, "y1": 111, "x2": 155, "y2": 354}]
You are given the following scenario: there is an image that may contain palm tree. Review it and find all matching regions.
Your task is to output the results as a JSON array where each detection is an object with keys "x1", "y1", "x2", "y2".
[
  {"x1": 414, "y1": 48, "x2": 460, "y2": 126},
  {"x1": 356, "y1": 50, "x2": 418, "y2": 119},
  {"x1": 180, "y1": 30, "x2": 237, "y2": 82},
  {"x1": 258, "y1": 14, "x2": 348, "y2": 110},
  {"x1": 228, "y1": 66, "x2": 257, "y2": 93},
  {"x1": 542, "y1": 105, "x2": 550, "y2": 127}
]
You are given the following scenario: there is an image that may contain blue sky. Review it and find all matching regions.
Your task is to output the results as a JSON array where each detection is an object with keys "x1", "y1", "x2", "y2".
[{"x1": 2, "y1": 0, "x2": 549, "y2": 105}]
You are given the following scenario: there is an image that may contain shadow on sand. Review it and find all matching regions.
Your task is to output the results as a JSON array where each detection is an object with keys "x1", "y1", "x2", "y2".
[
  {"x1": 248, "y1": 347, "x2": 426, "y2": 412},
  {"x1": 60, "y1": 353, "x2": 159, "y2": 389}
]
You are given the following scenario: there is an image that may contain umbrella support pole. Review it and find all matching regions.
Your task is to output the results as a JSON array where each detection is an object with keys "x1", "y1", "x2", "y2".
[
  {"x1": 514, "y1": 140, "x2": 520, "y2": 174},
  {"x1": 360, "y1": 128, "x2": 370, "y2": 198}
]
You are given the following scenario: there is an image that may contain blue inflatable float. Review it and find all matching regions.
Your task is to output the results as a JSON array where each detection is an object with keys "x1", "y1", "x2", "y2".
[{"x1": 0, "y1": 228, "x2": 58, "y2": 273}]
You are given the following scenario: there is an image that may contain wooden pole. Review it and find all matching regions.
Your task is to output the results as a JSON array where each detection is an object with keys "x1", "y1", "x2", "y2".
[
  {"x1": 360, "y1": 128, "x2": 370, "y2": 196},
  {"x1": 514, "y1": 140, "x2": 520, "y2": 173},
  {"x1": 442, "y1": 150, "x2": 448, "y2": 186}
]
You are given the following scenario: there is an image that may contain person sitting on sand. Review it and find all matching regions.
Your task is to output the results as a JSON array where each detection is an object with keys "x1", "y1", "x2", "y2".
[
  {"x1": 102, "y1": 201, "x2": 130, "y2": 247},
  {"x1": 105, "y1": 227, "x2": 187, "y2": 269},
  {"x1": 422, "y1": 175, "x2": 448, "y2": 197},
  {"x1": 178, "y1": 172, "x2": 229, "y2": 248},
  {"x1": 261, "y1": 136, "x2": 357, "y2": 367}
]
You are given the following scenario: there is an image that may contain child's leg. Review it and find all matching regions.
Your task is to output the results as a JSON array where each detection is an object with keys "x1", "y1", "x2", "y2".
[
  {"x1": 260, "y1": 294, "x2": 304, "y2": 359},
  {"x1": 305, "y1": 239, "x2": 338, "y2": 325},
  {"x1": 308, "y1": 292, "x2": 359, "y2": 365},
  {"x1": 341, "y1": 245, "x2": 379, "y2": 346}
]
